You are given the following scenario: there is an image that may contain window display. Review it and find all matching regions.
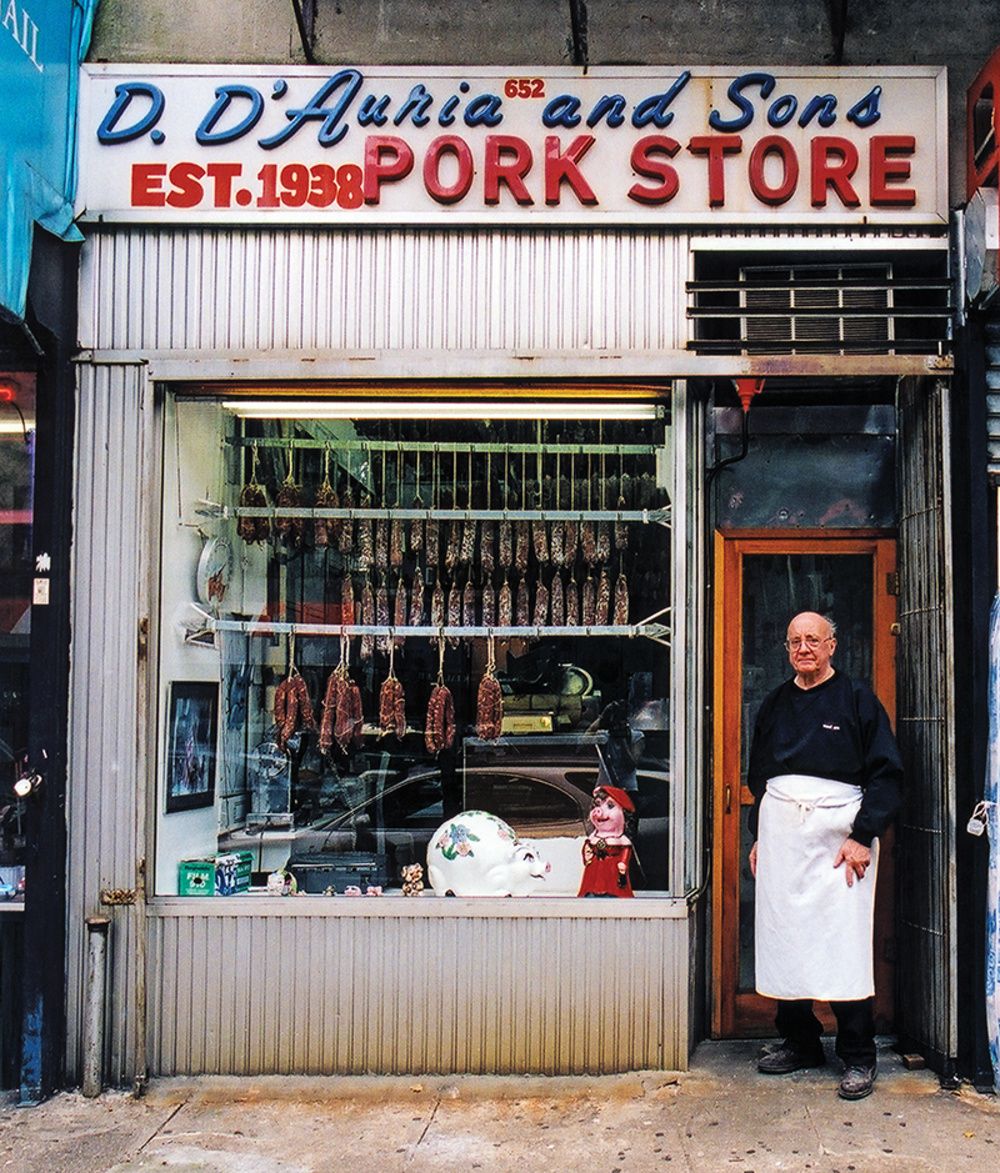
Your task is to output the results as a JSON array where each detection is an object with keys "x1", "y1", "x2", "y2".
[{"x1": 157, "y1": 394, "x2": 673, "y2": 897}]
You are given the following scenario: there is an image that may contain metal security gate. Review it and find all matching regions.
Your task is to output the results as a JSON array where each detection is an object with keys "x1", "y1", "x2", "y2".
[{"x1": 895, "y1": 376, "x2": 957, "y2": 1073}]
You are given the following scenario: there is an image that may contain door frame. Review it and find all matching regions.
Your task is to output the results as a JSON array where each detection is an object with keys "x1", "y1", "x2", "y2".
[{"x1": 711, "y1": 530, "x2": 898, "y2": 1038}]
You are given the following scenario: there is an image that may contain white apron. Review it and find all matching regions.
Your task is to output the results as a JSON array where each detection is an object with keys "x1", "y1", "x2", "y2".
[{"x1": 755, "y1": 773, "x2": 879, "y2": 1002}]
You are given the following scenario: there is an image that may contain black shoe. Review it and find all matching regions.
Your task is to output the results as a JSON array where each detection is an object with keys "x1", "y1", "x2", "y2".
[
  {"x1": 838, "y1": 1065, "x2": 877, "y2": 1100},
  {"x1": 757, "y1": 1044, "x2": 826, "y2": 1074}
]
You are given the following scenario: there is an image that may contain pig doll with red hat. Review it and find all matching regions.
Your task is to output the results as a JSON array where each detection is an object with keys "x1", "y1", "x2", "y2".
[{"x1": 578, "y1": 784, "x2": 636, "y2": 898}]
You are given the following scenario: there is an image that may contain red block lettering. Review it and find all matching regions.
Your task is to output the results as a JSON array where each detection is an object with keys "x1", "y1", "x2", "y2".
[
  {"x1": 484, "y1": 136, "x2": 534, "y2": 206},
  {"x1": 688, "y1": 135, "x2": 743, "y2": 207},
  {"x1": 363, "y1": 136, "x2": 415, "y2": 204},
  {"x1": 166, "y1": 162, "x2": 206, "y2": 209},
  {"x1": 628, "y1": 136, "x2": 681, "y2": 205},
  {"x1": 811, "y1": 137, "x2": 860, "y2": 208},
  {"x1": 869, "y1": 135, "x2": 916, "y2": 206},
  {"x1": 544, "y1": 134, "x2": 598, "y2": 206},
  {"x1": 748, "y1": 136, "x2": 799, "y2": 206},
  {"x1": 423, "y1": 136, "x2": 475, "y2": 205},
  {"x1": 131, "y1": 163, "x2": 166, "y2": 207},
  {"x1": 205, "y1": 163, "x2": 243, "y2": 208}
]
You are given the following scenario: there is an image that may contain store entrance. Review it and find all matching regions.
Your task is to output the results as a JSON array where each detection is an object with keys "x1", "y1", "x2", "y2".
[{"x1": 711, "y1": 533, "x2": 898, "y2": 1038}]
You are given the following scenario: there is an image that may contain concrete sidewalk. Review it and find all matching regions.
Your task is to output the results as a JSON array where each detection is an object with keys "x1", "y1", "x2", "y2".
[{"x1": 1, "y1": 1040, "x2": 997, "y2": 1172}]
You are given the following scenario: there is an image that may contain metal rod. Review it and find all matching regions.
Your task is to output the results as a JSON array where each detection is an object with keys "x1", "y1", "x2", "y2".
[
  {"x1": 212, "y1": 620, "x2": 672, "y2": 641},
  {"x1": 81, "y1": 916, "x2": 110, "y2": 1098},
  {"x1": 229, "y1": 438, "x2": 658, "y2": 456},
  {"x1": 231, "y1": 506, "x2": 669, "y2": 523}
]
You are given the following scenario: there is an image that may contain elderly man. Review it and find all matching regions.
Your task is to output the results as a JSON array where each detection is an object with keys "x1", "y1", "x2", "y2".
[{"x1": 747, "y1": 611, "x2": 903, "y2": 1100}]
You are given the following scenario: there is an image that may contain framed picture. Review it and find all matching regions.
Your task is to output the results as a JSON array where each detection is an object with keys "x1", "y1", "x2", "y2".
[{"x1": 165, "y1": 682, "x2": 218, "y2": 813}]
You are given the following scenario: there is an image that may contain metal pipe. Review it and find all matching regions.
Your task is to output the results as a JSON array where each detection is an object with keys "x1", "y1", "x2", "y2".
[{"x1": 81, "y1": 916, "x2": 110, "y2": 1097}]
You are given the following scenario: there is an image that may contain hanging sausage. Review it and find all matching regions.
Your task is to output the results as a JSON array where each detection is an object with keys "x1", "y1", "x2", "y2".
[
  {"x1": 596, "y1": 566, "x2": 612, "y2": 626},
  {"x1": 359, "y1": 576, "x2": 376, "y2": 661},
  {"x1": 313, "y1": 446, "x2": 340, "y2": 548},
  {"x1": 550, "y1": 573, "x2": 565, "y2": 627},
  {"x1": 481, "y1": 578, "x2": 496, "y2": 629},
  {"x1": 376, "y1": 574, "x2": 390, "y2": 653},
  {"x1": 613, "y1": 569, "x2": 630, "y2": 626},
  {"x1": 498, "y1": 578, "x2": 513, "y2": 627},
  {"x1": 378, "y1": 641, "x2": 406, "y2": 739},
  {"x1": 425, "y1": 638, "x2": 456, "y2": 754},
  {"x1": 337, "y1": 485, "x2": 355, "y2": 556},
  {"x1": 566, "y1": 573, "x2": 580, "y2": 626},
  {"x1": 476, "y1": 636, "x2": 504, "y2": 742},
  {"x1": 409, "y1": 571, "x2": 425, "y2": 627},
  {"x1": 393, "y1": 571, "x2": 407, "y2": 648},
  {"x1": 357, "y1": 491, "x2": 374, "y2": 571},
  {"x1": 237, "y1": 443, "x2": 270, "y2": 544},
  {"x1": 275, "y1": 450, "x2": 305, "y2": 549}
]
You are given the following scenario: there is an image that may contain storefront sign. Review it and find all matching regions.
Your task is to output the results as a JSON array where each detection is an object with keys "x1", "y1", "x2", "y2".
[{"x1": 77, "y1": 65, "x2": 948, "y2": 226}]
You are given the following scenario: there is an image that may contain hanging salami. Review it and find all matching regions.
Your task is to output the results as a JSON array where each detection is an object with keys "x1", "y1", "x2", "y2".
[
  {"x1": 237, "y1": 445, "x2": 270, "y2": 544},
  {"x1": 596, "y1": 520, "x2": 611, "y2": 564},
  {"x1": 514, "y1": 521, "x2": 530, "y2": 574},
  {"x1": 515, "y1": 576, "x2": 530, "y2": 626},
  {"x1": 481, "y1": 578, "x2": 496, "y2": 629},
  {"x1": 563, "y1": 518, "x2": 579, "y2": 564},
  {"x1": 390, "y1": 517, "x2": 406, "y2": 568},
  {"x1": 319, "y1": 671, "x2": 342, "y2": 755},
  {"x1": 480, "y1": 520, "x2": 496, "y2": 575},
  {"x1": 425, "y1": 515, "x2": 440, "y2": 571},
  {"x1": 498, "y1": 579, "x2": 513, "y2": 627},
  {"x1": 613, "y1": 570, "x2": 630, "y2": 626},
  {"x1": 376, "y1": 577, "x2": 390, "y2": 652},
  {"x1": 532, "y1": 518, "x2": 549, "y2": 565},
  {"x1": 425, "y1": 683, "x2": 456, "y2": 754},
  {"x1": 379, "y1": 675, "x2": 406, "y2": 739},
  {"x1": 462, "y1": 576, "x2": 477, "y2": 628},
  {"x1": 476, "y1": 640, "x2": 504, "y2": 742},
  {"x1": 550, "y1": 573, "x2": 565, "y2": 627},
  {"x1": 275, "y1": 474, "x2": 305, "y2": 549},
  {"x1": 313, "y1": 478, "x2": 339, "y2": 548},
  {"x1": 596, "y1": 566, "x2": 612, "y2": 625},
  {"x1": 393, "y1": 573, "x2": 408, "y2": 647},
  {"x1": 357, "y1": 492, "x2": 374, "y2": 571},
  {"x1": 409, "y1": 572, "x2": 425, "y2": 627},
  {"x1": 375, "y1": 516, "x2": 389, "y2": 569},
  {"x1": 341, "y1": 571, "x2": 355, "y2": 624},
  {"x1": 533, "y1": 578, "x2": 549, "y2": 627},
  {"x1": 337, "y1": 486, "x2": 355, "y2": 555},
  {"x1": 334, "y1": 676, "x2": 364, "y2": 753},
  {"x1": 581, "y1": 521, "x2": 598, "y2": 567},
  {"x1": 359, "y1": 577, "x2": 376, "y2": 661},
  {"x1": 447, "y1": 579, "x2": 462, "y2": 644},
  {"x1": 549, "y1": 515, "x2": 565, "y2": 567},
  {"x1": 444, "y1": 518, "x2": 461, "y2": 572},
  {"x1": 460, "y1": 518, "x2": 477, "y2": 565},
  {"x1": 431, "y1": 577, "x2": 445, "y2": 628},
  {"x1": 582, "y1": 574, "x2": 596, "y2": 626},
  {"x1": 566, "y1": 574, "x2": 580, "y2": 626}
]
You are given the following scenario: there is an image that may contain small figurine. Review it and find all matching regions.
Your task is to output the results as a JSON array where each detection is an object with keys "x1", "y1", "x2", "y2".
[
  {"x1": 401, "y1": 862, "x2": 425, "y2": 896},
  {"x1": 578, "y1": 785, "x2": 636, "y2": 898}
]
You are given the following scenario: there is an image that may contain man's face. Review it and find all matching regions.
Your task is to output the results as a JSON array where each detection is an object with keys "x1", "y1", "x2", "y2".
[{"x1": 785, "y1": 613, "x2": 836, "y2": 678}]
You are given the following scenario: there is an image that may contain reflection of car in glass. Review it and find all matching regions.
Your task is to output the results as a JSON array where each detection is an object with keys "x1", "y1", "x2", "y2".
[
  {"x1": 286, "y1": 753, "x2": 669, "y2": 895},
  {"x1": 0, "y1": 877, "x2": 18, "y2": 900}
]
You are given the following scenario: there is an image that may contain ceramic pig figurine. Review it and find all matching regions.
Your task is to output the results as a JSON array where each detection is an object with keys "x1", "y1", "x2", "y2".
[{"x1": 427, "y1": 810, "x2": 551, "y2": 897}]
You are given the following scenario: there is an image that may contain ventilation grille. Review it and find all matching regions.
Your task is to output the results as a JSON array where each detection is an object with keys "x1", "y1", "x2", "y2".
[{"x1": 688, "y1": 259, "x2": 951, "y2": 356}]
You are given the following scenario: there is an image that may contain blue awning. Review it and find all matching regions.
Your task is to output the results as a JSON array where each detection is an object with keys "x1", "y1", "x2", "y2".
[{"x1": 0, "y1": 0, "x2": 98, "y2": 322}]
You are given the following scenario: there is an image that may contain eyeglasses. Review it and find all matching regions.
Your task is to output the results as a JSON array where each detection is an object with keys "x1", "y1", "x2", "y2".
[{"x1": 783, "y1": 635, "x2": 832, "y2": 650}]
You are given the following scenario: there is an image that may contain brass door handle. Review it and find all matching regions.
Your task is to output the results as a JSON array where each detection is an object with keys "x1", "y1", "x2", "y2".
[{"x1": 725, "y1": 784, "x2": 732, "y2": 815}]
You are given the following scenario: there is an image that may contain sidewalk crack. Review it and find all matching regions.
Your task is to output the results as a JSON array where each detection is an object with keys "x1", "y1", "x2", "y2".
[
  {"x1": 134, "y1": 1099, "x2": 188, "y2": 1156},
  {"x1": 414, "y1": 1094, "x2": 442, "y2": 1149}
]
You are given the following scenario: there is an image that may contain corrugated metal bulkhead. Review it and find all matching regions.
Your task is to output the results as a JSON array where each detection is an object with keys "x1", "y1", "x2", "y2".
[{"x1": 984, "y1": 319, "x2": 1000, "y2": 481}]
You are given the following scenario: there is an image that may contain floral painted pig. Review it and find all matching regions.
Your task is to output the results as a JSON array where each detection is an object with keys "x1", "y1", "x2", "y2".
[{"x1": 426, "y1": 810, "x2": 551, "y2": 897}]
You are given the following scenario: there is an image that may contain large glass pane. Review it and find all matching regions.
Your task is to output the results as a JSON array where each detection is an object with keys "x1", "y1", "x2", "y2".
[
  {"x1": 156, "y1": 398, "x2": 672, "y2": 897},
  {"x1": 738, "y1": 552, "x2": 873, "y2": 992},
  {"x1": 0, "y1": 371, "x2": 34, "y2": 893}
]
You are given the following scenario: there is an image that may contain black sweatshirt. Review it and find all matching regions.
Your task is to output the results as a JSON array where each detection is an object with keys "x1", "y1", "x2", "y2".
[{"x1": 747, "y1": 670, "x2": 904, "y2": 846}]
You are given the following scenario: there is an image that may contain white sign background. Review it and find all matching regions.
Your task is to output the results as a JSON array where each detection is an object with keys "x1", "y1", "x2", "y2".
[{"x1": 76, "y1": 64, "x2": 948, "y2": 226}]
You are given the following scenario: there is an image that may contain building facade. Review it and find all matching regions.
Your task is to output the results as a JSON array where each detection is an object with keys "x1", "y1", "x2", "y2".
[{"x1": 42, "y1": 3, "x2": 1000, "y2": 1090}]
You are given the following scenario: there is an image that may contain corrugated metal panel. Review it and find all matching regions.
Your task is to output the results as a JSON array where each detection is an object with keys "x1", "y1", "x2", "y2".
[
  {"x1": 65, "y1": 362, "x2": 153, "y2": 1086},
  {"x1": 147, "y1": 905, "x2": 689, "y2": 1075},
  {"x1": 895, "y1": 376, "x2": 958, "y2": 1070},
  {"x1": 78, "y1": 227, "x2": 686, "y2": 355},
  {"x1": 985, "y1": 320, "x2": 1000, "y2": 480}
]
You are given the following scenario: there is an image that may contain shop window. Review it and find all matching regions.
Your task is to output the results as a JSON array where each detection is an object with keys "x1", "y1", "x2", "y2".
[
  {"x1": 156, "y1": 395, "x2": 672, "y2": 899},
  {"x1": 0, "y1": 372, "x2": 33, "y2": 892}
]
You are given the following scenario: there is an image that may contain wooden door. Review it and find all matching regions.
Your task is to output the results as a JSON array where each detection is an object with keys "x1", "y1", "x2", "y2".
[{"x1": 712, "y1": 532, "x2": 898, "y2": 1037}]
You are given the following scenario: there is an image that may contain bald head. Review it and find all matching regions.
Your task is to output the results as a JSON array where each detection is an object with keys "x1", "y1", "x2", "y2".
[{"x1": 785, "y1": 612, "x2": 837, "y2": 688}]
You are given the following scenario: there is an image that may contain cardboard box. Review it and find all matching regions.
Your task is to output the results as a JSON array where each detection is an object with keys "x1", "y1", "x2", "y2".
[
  {"x1": 178, "y1": 858, "x2": 215, "y2": 896},
  {"x1": 178, "y1": 851, "x2": 253, "y2": 896}
]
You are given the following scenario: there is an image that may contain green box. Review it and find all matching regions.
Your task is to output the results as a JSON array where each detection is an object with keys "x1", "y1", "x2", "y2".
[{"x1": 178, "y1": 859, "x2": 215, "y2": 896}]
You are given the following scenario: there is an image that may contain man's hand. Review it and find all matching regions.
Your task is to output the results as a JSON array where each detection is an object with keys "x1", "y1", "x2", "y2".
[
  {"x1": 749, "y1": 840, "x2": 758, "y2": 878},
  {"x1": 833, "y1": 837, "x2": 871, "y2": 887}
]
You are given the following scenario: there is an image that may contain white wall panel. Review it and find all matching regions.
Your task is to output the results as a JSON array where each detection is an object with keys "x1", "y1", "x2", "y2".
[
  {"x1": 79, "y1": 226, "x2": 686, "y2": 355},
  {"x1": 66, "y1": 361, "x2": 154, "y2": 1086}
]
